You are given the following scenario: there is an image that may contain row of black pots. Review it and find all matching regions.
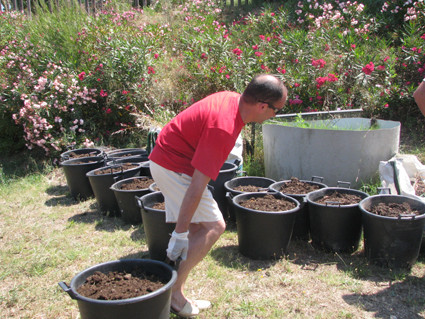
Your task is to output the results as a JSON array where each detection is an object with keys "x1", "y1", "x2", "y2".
[
  {"x1": 60, "y1": 147, "x2": 150, "y2": 200},
  {"x1": 221, "y1": 176, "x2": 425, "y2": 268}
]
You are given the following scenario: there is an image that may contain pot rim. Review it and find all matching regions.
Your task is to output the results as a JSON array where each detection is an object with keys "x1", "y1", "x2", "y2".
[
  {"x1": 306, "y1": 187, "x2": 369, "y2": 207},
  {"x1": 359, "y1": 194, "x2": 425, "y2": 220},
  {"x1": 86, "y1": 163, "x2": 143, "y2": 177},
  {"x1": 232, "y1": 192, "x2": 300, "y2": 214},
  {"x1": 60, "y1": 156, "x2": 105, "y2": 166},
  {"x1": 137, "y1": 191, "x2": 165, "y2": 211},
  {"x1": 269, "y1": 179, "x2": 328, "y2": 196},
  {"x1": 67, "y1": 259, "x2": 177, "y2": 305},
  {"x1": 219, "y1": 162, "x2": 238, "y2": 173},
  {"x1": 224, "y1": 176, "x2": 276, "y2": 194},
  {"x1": 110, "y1": 176, "x2": 154, "y2": 192}
]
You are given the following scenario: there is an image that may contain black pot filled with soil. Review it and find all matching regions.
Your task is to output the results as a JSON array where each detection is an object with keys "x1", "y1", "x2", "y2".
[
  {"x1": 86, "y1": 163, "x2": 143, "y2": 216},
  {"x1": 359, "y1": 194, "x2": 425, "y2": 269},
  {"x1": 136, "y1": 192, "x2": 175, "y2": 261},
  {"x1": 60, "y1": 148, "x2": 103, "y2": 161},
  {"x1": 58, "y1": 259, "x2": 177, "y2": 319},
  {"x1": 60, "y1": 156, "x2": 105, "y2": 200},
  {"x1": 306, "y1": 187, "x2": 369, "y2": 253},
  {"x1": 269, "y1": 177, "x2": 327, "y2": 240},
  {"x1": 231, "y1": 192, "x2": 300, "y2": 260},
  {"x1": 224, "y1": 176, "x2": 276, "y2": 222},
  {"x1": 110, "y1": 176, "x2": 155, "y2": 224},
  {"x1": 209, "y1": 162, "x2": 239, "y2": 220}
]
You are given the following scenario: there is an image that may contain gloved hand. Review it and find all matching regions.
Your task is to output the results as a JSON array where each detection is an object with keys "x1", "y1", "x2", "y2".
[{"x1": 166, "y1": 230, "x2": 189, "y2": 261}]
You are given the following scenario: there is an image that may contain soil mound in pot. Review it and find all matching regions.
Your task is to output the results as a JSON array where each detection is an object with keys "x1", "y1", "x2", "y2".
[
  {"x1": 120, "y1": 178, "x2": 154, "y2": 190},
  {"x1": 239, "y1": 194, "x2": 296, "y2": 211},
  {"x1": 94, "y1": 163, "x2": 138, "y2": 175},
  {"x1": 232, "y1": 185, "x2": 268, "y2": 192},
  {"x1": 314, "y1": 191, "x2": 363, "y2": 205},
  {"x1": 77, "y1": 269, "x2": 166, "y2": 300},
  {"x1": 277, "y1": 177, "x2": 321, "y2": 194},
  {"x1": 67, "y1": 151, "x2": 99, "y2": 159},
  {"x1": 415, "y1": 177, "x2": 425, "y2": 197},
  {"x1": 152, "y1": 202, "x2": 165, "y2": 210},
  {"x1": 368, "y1": 202, "x2": 422, "y2": 217}
]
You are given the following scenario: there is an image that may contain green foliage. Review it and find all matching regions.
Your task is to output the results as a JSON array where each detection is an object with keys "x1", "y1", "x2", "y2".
[{"x1": 0, "y1": 0, "x2": 424, "y2": 157}]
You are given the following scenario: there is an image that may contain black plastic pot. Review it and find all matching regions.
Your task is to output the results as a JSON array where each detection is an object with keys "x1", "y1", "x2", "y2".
[
  {"x1": 231, "y1": 192, "x2": 300, "y2": 260},
  {"x1": 140, "y1": 161, "x2": 151, "y2": 177},
  {"x1": 209, "y1": 162, "x2": 238, "y2": 219},
  {"x1": 110, "y1": 176, "x2": 154, "y2": 224},
  {"x1": 58, "y1": 259, "x2": 177, "y2": 319},
  {"x1": 60, "y1": 156, "x2": 105, "y2": 199},
  {"x1": 60, "y1": 148, "x2": 103, "y2": 161},
  {"x1": 359, "y1": 195, "x2": 425, "y2": 268},
  {"x1": 269, "y1": 178, "x2": 327, "y2": 240},
  {"x1": 86, "y1": 163, "x2": 143, "y2": 216},
  {"x1": 306, "y1": 187, "x2": 369, "y2": 253},
  {"x1": 136, "y1": 192, "x2": 175, "y2": 261},
  {"x1": 224, "y1": 176, "x2": 276, "y2": 222}
]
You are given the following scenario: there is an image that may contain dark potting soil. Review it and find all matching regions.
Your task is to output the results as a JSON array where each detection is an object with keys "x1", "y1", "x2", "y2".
[
  {"x1": 67, "y1": 151, "x2": 98, "y2": 159},
  {"x1": 73, "y1": 160, "x2": 99, "y2": 164},
  {"x1": 369, "y1": 202, "x2": 422, "y2": 218},
  {"x1": 239, "y1": 194, "x2": 296, "y2": 212},
  {"x1": 152, "y1": 202, "x2": 165, "y2": 210},
  {"x1": 77, "y1": 269, "x2": 166, "y2": 300},
  {"x1": 120, "y1": 178, "x2": 154, "y2": 190},
  {"x1": 314, "y1": 191, "x2": 362, "y2": 205},
  {"x1": 278, "y1": 177, "x2": 321, "y2": 194},
  {"x1": 94, "y1": 163, "x2": 138, "y2": 175},
  {"x1": 415, "y1": 177, "x2": 425, "y2": 197},
  {"x1": 232, "y1": 185, "x2": 268, "y2": 192}
]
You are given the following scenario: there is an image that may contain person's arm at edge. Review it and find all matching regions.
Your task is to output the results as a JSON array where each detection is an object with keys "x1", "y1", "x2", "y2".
[
  {"x1": 174, "y1": 168, "x2": 211, "y2": 233},
  {"x1": 413, "y1": 80, "x2": 425, "y2": 117}
]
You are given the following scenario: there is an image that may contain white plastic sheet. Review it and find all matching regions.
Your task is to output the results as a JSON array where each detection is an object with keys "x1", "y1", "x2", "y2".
[{"x1": 379, "y1": 154, "x2": 425, "y2": 203}]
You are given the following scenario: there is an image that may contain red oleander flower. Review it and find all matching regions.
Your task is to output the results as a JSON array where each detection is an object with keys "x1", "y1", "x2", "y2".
[{"x1": 362, "y1": 62, "x2": 374, "y2": 75}]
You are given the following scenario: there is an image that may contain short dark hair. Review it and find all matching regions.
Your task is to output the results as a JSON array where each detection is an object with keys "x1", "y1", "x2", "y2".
[{"x1": 242, "y1": 74, "x2": 286, "y2": 104}]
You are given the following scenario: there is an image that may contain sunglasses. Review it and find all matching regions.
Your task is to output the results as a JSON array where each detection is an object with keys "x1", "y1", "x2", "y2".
[{"x1": 259, "y1": 100, "x2": 283, "y2": 115}]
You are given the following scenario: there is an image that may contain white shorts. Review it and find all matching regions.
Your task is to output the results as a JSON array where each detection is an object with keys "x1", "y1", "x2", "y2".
[{"x1": 149, "y1": 161, "x2": 223, "y2": 223}]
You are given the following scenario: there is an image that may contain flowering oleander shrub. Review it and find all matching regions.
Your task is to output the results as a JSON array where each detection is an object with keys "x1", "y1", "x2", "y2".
[{"x1": 0, "y1": 0, "x2": 424, "y2": 156}]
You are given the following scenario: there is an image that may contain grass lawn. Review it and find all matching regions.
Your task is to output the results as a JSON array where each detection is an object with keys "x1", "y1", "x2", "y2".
[{"x1": 0, "y1": 135, "x2": 424, "y2": 318}]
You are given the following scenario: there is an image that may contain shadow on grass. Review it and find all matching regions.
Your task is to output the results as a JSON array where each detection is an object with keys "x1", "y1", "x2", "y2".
[
  {"x1": 67, "y1": 208, "x2": 143, "y2": 233},
  {"x1": 343, "y1": 275, "x2": 425, "y2": 319},
  {"x1": 44, "y1": 184, "x2": 90, "y2": 207},
  {"x1": 210, "y1": 244, "x2": 281, "y2": 271},
  {"x1": 119, "y1": 251, "x2": 151, "y2": 260}
]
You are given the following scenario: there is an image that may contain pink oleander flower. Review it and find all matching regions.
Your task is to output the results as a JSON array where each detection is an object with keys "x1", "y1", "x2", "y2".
[
  {"x1": 362, "y1": 62, "x2": 374, "y2": 75},
  {"x1": 255, "y1": 51, "x2": 263, "y2": 57},
  {"x1": 259, "y1": 35, "x2": 265, "y2": 40},
  {"x1": 200, "y1": 53, "x2": 208, "y2": 59},
  {"x1": 252, "y1": 45, "x2": 258, "y2": 50},
  {"x1": 154, "y1": 53, "x2": 159, "y2": 59},
  {"x1": 78, "y1": 71, "x2": 86, "y2": 81},
  {"x1": 148, "y1": 66, "x2": 155, "y2": 74},
  {"x1": 100, "y1": 89, "x2": 108, "y2": 97},
  {"x1": 232, "y1": 48, "x2": 242, "y2": 56},
  {"x1": 277, "y1": 67, "x2": 286, "y2": 74},
  {"x1": 377, "y1": 65, "x2": 385, "y2": 71},
  {"x1": 311, "y1": 58, "x2": 326, "y2": 69},
  {"x1": 106, "y1": 108, "x2": 112, "y2": 114}
]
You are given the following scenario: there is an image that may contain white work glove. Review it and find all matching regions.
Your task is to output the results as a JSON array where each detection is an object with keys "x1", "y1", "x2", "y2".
[{"x1": 166, "y1": 230, "x2": 189, "y2": 261}]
